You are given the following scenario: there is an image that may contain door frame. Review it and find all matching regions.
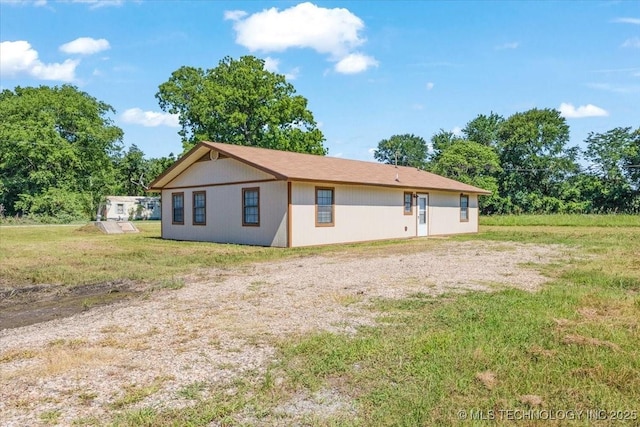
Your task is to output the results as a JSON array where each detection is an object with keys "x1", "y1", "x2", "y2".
[{"x1": 416, "y1": 193, "x2": 428, "y2": 237}]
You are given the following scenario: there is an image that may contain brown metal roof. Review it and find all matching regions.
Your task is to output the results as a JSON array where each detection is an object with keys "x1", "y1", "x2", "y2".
[{"x1": 149, "y1": 141, "x2": 491, "y2": 194}]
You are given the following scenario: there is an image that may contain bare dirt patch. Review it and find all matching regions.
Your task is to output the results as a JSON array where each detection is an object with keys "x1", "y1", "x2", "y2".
[
  {"x1": 0, "y1": 240, "x2": 572, "y2": 426},
  {"x1": 0, "y1": 281, "x2": 140, "y2": 330}
]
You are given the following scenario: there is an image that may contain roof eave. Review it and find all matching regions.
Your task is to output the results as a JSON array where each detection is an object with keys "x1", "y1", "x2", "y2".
[
  {"x1": 147, "y1": 142, "x2": 212, "y2": 190},
  {"x1": 285, "y1": 177, "x2": 491, "y2": 194}
]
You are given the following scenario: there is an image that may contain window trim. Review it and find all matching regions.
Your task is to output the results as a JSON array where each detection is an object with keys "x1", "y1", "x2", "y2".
[
  {"x1": 192, "y1": 191, "x2": 206, "y2": 226},
  {"x1": 242, "y1": 187, "x2": 260, "y2": 227},
  {"x1": 315, "y1": 186, "x2": 335, "y2": 227},
  {"x1": 460, "y1": 194, "x2": 469, "y2": 222},
  {"x1": 403, "y1": 192, "x2": 413, "y2": 215},
  {"x1": 172, "y1": 192, "x2": 184, "y2": 225}
]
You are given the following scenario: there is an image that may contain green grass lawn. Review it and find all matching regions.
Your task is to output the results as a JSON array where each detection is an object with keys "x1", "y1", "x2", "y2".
[
  {"x1": 251, "y1": 216, "x2": 640, "y2": 426},
  {"x1": 2, "y1": 216, "x2": 639, "y2": 426},
  {"x1": 0, "y1": 221, "x2": 441, "y2": 289}
]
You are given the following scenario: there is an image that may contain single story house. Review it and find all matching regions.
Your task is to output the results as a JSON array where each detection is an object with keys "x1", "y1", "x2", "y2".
[
  {"x1": 101, "y1": 196, "x2": 161, "y2": 221},
  {"x1": 148, "y1": 141, "x2": 490, "y2": 247}
]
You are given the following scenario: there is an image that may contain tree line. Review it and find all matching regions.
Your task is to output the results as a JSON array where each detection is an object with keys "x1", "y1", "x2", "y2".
[
  {"x1": 0, "y1": 86, "x2": 175, "y2": 222},
  {"x1": 375, "y1": 112, "x2": 639, "y2": 214},
  {"x1": 1, "y1": 55, "x2": 637, "y2": 222}
]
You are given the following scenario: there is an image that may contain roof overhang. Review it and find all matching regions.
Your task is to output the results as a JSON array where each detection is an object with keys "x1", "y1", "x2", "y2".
[{"x1": 148, "y1": 141, "x2": 492, "y2": 196}]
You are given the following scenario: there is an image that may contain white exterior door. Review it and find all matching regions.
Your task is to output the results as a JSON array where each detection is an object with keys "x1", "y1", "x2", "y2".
[{"x1": 417, "y1": 194, "x2": 428, "y2": 236}]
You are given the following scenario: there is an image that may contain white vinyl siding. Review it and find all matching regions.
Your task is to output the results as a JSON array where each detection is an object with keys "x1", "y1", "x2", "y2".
[
  {"x1": 166, "y1": 157, "x2": 274, "y2": 188},
  {"x1": 291, "y1": 182, "x2": 416, "y2": 247},
  {"x1": 428, "y1": 191, "x2": 478, "y2": 235},
  {"x1": 162, "y1": 181, "x2": 287, "y2": 247}
]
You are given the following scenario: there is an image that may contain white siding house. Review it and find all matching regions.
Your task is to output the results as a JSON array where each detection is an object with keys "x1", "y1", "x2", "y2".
[
  {"x1": 102, "y1": 196, "x2": 161, "y2": 221},
  {"x1": 149, "y1": 142, "x2": 489, "y2": 247}
]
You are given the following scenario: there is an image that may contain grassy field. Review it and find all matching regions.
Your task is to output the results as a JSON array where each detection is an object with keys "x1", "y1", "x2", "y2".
[
  {"x1": 1, "y1": 216, "x2": 639, "y2": 425},
  {"x1": 0, "y1": 221, "x2": 440, "y2": 289},
  {"x1": 256, "y1": 216, "x2": 639, "y2": 426}
]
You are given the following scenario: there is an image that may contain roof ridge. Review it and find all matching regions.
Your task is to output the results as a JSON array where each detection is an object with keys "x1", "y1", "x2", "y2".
[{"x1": 150, "y1": 141, "x2": 491, "y2": 195}]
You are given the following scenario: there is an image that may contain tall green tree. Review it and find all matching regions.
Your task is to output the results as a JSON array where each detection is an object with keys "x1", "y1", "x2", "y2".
[
  {"x1": 147, "y1": 154, "x2": 176, "y2": 186},
  {"x1": 496, "y1": 108, "x2": 579, "y2": 213},
  {"x1": 0, "y1": 85, "x2": 123, "y2": 219},
  {"x1": 463, "y1": 112, "x2": 504, "y2": 147},
  {"x1": 429, "y1": 140, "x2": 503, "y2": 213},
  {"x1": 582, "y1": 127, "x2": 640, "y2": 212},
  {"x1": 115, "y1": 144, "x2": 147, "y2": 196},
  {"x1": 429, "y1": 129, "x2": 464, "y2": 163},
  {"x1": 374, "y1": 134, "x2": 429, "y2": 168},
  {"x1": 156, "y1": 55, "x2": 326, "y2": 155}
]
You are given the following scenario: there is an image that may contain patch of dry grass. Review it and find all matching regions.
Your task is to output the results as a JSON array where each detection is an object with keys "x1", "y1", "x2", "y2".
[
  {"x1": 475, "y1": 371, "x2": 498, "y2": 390},
  {"x1": 1, "y1": 339, "x2": 122, "y2": 381},
  {"x1": 0, "y1": 348, "x2": 38, "y2": 363},
  {"x1": 561, "y1": 334, "x2": 621, "y2": 350}
]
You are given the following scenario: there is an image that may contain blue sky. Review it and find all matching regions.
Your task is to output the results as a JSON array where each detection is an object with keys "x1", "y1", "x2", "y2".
[{"x1": 1, "y1": 0, "x2": 638, "y2": 162}]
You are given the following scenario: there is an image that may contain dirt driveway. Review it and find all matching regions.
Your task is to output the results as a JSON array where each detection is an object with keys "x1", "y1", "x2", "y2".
[{"x1": 0, "y1": 240, "x2": 571, "y2": 426}]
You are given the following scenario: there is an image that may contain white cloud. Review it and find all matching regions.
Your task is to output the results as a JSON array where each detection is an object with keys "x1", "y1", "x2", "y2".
[
  {"x1": 588, "y1": 82, "x2": 640, "y2": 93},
  {"x1": 612, "y1": 17, "x2": 640, "y2": 25},
  {"x1": 285, "y1": 66, "x2": 300, "y2": 80},
  {"x1": 4, "y1": 0, "x2": 128, "y2": 7},
  {"x1": 60, "y1": 37, "x2": 110, "y2": 55},
  {"x1": 262, "y1": 57, "x2": 299, "y2": 80},
  {"x1": 426, "y1": 82, "x2": 434, "y2": 90},
  {"x1": 412, "y1": 104, "x2": 424, "y2": 110},
  {"x1": 451, "y1": 126, "x2": 463, "y2": 136},
  {"x1": 71, "y1": 0, "x2": 125, "y2": 8},
  {"x1": 0, "y1": 0, "x2": 47, "y2": 5},
  {"x1": 559, "y1": 103, "x2": 608, "y2": 118},
  {"x1": 622, "y1": 37, "x2": 640, "y2": 48},
  {"x1": 0, "y1": 40, "x2": 78, "y2": 81},
  {"x1": 224, "y1": 10, "x2": 248, "y2": 21},
  {"x1": 121, "y1": 108, "x2": 179, "y2": 127},
  {"x1": 263, "y1": 56, "x2": 279, "y2": 73},
  {"x1": 230, "y1": 2, "x2": 365, "y2": 56},
  {"x1": 228, "y1": 2, "x2": 377, "y2": 74},
  {"x1": 334, "y1": 53, "x2": 378, "y2": 74},
  {"x1": 495, "y1": 42, "x2": 519, "y2": 50}
]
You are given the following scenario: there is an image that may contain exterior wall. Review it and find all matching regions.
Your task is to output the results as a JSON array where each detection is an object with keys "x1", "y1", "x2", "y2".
[
  {"x1": 162, "y1": 181, "x2": 288, "y2": 247},
  {"x1": 290, "y1": 182, "x2": 416, "y2": 247},
  {"x1": 158, "y1": 158, "x2": 481, "y2": 247},
  {"x1": 103, "y1": 196, "x2": 160, "y2": 220},
  {"x1": 427, "y1": 191, "x2": 479, "y2": 236},
  {"x1": 165, "y1": 157, "x2": 273, "y2": 188}
]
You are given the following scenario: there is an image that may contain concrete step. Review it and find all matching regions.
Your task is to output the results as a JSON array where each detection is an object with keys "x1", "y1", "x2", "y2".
[{"x1": 94, "y1": 221, "x2": 139, "y2": 234}]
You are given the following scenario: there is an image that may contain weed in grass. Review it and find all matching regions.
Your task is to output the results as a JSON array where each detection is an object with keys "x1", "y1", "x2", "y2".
[
  {"x1": 248, "y1": 280, "x2": 268, "y2": 291},
  {"x1": 100, "y1": 324, "x2": 127, "y2": 334},
  {"x1": 78, "y1": 391, "x2": 98, "y2": 405},
  {"x1": 39, "y1": 410, "x2": 61, "y2": 425},
  {"x1": 72, "y1": 416, "x2": 101, "y2": 426},
  {"x1": 157, "y1": 277, "x2": 185, "y2": 290},
  {"x1": 0, "y1": 348, "x2": 37, "y2": 363},
  {"x1": 113, "y1": 388, "x2": 249, "y2": 426},
  {"x1": 330, "y1": 292, "x2": 363, "y2": 306},
  {"x1": 177, "y1": 381, "x2": 206, "y2": 400},
  {"x1": 110, "y1": 377, "x2": 168, "y2": 409}
]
